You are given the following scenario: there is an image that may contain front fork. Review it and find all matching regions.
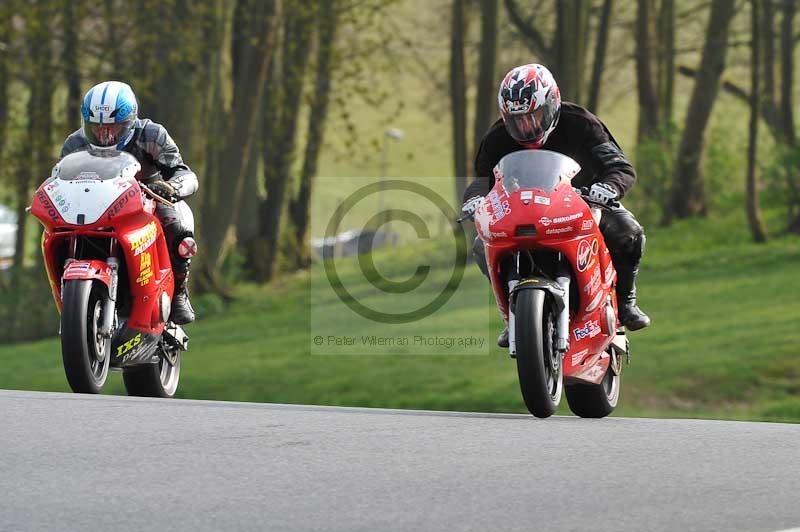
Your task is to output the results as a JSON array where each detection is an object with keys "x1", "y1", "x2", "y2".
[
  {"x1": 99, "y1": 256, "x2": 119, "y2": 338},
  {"x1": 507, "y1": 254, "x2": 571, "y2": 357}
]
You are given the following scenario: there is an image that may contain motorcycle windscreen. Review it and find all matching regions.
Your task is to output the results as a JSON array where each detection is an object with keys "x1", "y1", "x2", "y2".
[
  {"x1": 496, "y1": 150, "x2": 581, "y2": 193},
  {"x1": 53, "y1": 150, "x2": 140, "y2": 182}
]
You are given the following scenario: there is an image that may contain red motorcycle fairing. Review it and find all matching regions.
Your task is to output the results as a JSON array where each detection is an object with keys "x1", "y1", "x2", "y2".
[
  {"x1": 32, "y1": 173, "x2": 174, "y2": 338},
  {"x1": 63, "y1": 260, "x2": 114, "y2": 286},
  {"x1": 474, "y1": 155, "x2": 620, "y2": 386}
]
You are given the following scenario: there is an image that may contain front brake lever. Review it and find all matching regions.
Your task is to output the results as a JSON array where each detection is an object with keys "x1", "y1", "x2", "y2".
[{"x1": 141, "y1": 184, "x2": 176, "y2": 207}]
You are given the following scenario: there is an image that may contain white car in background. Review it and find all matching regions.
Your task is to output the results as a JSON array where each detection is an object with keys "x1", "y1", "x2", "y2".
[{"x1": 0, "y1": 204, "x2": 17, "y2": 269}]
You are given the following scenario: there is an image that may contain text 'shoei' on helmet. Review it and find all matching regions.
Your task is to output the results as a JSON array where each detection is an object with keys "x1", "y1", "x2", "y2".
[
  {"x1": 80, "y1": 81, "x2": 138, "y2": 149},
  {"x1": 497, "y1": 64, "x2": 561, "y2": 147}
]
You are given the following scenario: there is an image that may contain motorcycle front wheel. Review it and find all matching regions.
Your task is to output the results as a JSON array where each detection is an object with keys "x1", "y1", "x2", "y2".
[
  {"x1": 61, "y1": 280, "x2": 110, "y2": 393},
  {"x1": 514, "y1": 289, "x2": 562, "y2": 418}
]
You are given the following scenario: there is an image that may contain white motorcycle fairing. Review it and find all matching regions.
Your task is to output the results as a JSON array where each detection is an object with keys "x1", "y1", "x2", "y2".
[{"x1": 46, "y1": 150, "x2": 141, "y2": 226}]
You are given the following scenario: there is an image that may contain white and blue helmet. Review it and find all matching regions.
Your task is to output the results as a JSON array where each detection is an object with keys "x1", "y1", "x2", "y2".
[{"x1": 80, "y1": 81, "x2": 138, "y2": 149}]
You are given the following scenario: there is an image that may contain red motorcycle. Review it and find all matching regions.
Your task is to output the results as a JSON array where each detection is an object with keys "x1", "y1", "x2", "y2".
[
  {"x1": 471, "y1": 150, "x2": 629, "y2": 418},
  {"x1": 30, "y1": 149, "x2": 192, "y2": 397}
]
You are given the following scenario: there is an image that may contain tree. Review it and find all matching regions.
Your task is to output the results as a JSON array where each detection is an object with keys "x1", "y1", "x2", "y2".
[
  {"x1": 62, "y1": 0, "x2": 82, "y2": 130},
  {"x1": 287, "y1": 0, "x2": 340, "y2": 270},
  {"x1": 779, "y1": 0, "x2": 799, "y2": 232},
  {"x1": 200, "y1": 0, "x2": 282, "y2": 285},
  {"x1": 450, "y1": 0, "x2": 469, "y2": 203},
  {"x1": 657, "y1": 0, "x2": 675, "y2": 123},
  {"x1": 666, "y1": 0, "x2": 737, "y2": 221},
  {"x1": 586, "y1": 0, "x2": 613, "y2": 113},
  {"x1": 472, "y1": 0, "x2": 498, "y2": 154},
  {"x1": 504, "y1": 0, "x2": 594, "y2": 104},
  {"x1": 635, "y1": 0, "x2": 661, "y2": 141},
  {"x1": 747, "y1": 0, "x2": 768, "y2": 243},
  {"x1": 256, "y1": 0, "x2": 316, "y2": 282},
  {"x1": 0, "y1": 1, "x2": 9, "y2": 165},
  {"x1": 15, "y1": 0, "x2": 56, "y2": 272}
]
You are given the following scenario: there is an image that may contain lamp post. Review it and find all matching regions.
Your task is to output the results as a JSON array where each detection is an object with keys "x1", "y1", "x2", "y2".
[{"x1": 377, "y1": 128, "x2": 404, "y2": 230}]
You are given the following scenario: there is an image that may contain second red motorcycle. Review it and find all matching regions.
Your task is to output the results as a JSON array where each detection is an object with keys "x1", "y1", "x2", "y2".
[{"x1": 471, "y1": 150, "x2": 629, "y2": 418}]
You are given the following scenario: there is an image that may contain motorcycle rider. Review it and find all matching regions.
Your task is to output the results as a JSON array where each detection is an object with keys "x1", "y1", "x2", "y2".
[
  {"x1": 60, "y1": 81, "x2": 197, "y2": 325},
  {"x1": 463, "y1": 64, "x2": 651, "y2": 347}
]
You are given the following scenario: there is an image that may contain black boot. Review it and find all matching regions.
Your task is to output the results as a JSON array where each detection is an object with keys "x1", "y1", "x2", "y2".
[
  {"x1": 616, "y1": 267, "x2": 650, "y2": 331},
  {"x1": 497, "y1": 326, "x2": 509, "y2": 348},
  {"x1": 170, "y1": 272, "x2": 195, "y2": 325}
]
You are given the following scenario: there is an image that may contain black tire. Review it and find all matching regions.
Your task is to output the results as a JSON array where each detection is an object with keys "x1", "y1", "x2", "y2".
[
  {"x1": 514, "y1": 289, "x2": 562, "y2": 418},
  {"x1": 565, "y1": 357, "x2": 621, "y2": 418},
  {"x1": 61, "y1": 280, "x2": 110, "y2": 394},
  {"x1": 122, "y1": 348, "x2": 180, "y2": 398}
]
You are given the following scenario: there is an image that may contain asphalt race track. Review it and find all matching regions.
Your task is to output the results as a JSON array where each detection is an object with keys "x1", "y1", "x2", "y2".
[{"x1": 1, "y1": 389, "x2": 799, "y2": 532}]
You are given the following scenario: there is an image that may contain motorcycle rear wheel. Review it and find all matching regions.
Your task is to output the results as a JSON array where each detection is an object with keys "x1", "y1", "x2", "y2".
[
  {"x1": 565, "y1": 354, "x2": 620, "y2": 418},
  {"x1": 514, "y1": 289, "x2": 562, "y2": 418},
  {"x1": 61, "y1": 280, "x2": 110, "y2": 394},
  {"x1": 122, "y1": 347, "x2": 181, "y2": 398}
]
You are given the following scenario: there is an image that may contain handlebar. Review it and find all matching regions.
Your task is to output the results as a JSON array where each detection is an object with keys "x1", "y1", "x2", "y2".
[
  {"x1": 574, "y1": 187, "x2": 620, "y2": 209},
  {"x1": 140, "y1": 183, "x2": 176, "y2": 207}
]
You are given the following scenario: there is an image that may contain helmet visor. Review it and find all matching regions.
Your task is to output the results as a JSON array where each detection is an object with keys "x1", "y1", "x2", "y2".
[
  {"x1": 503, "y1": 106, "x2": 553, "y2": 144},
  {"x1": 83, "y1": 118, "x2": 135, "y2": 147}
]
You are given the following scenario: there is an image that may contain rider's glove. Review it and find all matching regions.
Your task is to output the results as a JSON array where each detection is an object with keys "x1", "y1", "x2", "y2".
[
  {"x1": 148, "y1": 180, "x2": 180, "y2": 202},
  {"x1": 461, "y1": 196, "x2": 483, "y2": 217},
  {"x1": 585, "y1": 182, "x2": 619, "y2": 207}
]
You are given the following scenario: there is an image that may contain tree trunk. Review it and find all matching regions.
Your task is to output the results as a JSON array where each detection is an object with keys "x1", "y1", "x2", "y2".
[
  {"x1": 635, "y1": 0, "x2": 661, "y2": 140},
  {"x1": 779, "y1": 0, "x2": 796, "y2": 145},
  {"x1": 657, "y1": 0, "x2": 675, "y2": 123},
  {"x1": 0, "y1": 0, "x2": 9, "y2": 161},
  {"x1": 747, "y1": 0, "x2": 768, "y2": 243},
  {"x1": 472, "y1": 0, "x2": 498, "y2": 154},
  {"x1": 779, "y1": 0, "x2": 800, "y2": 232},
  {"x1": 666, "y1": 0, "x2": 737, "y2": 222},
  {"x1": 256, "y1": 1, "x2": 316, "y2": 282},
  {"x1": 586, "y1": 0, "x2": 613, "y2": 113},
  {"x1": 554, "y1": 0, "x2": 589, "y2": 102},
  {"x1": 287, "y1": 0, "x2": 339, "y2": 270},
  {"x1": 62, "y1": 0, "x2": 82, "y2": 131},
  {"x1": 761, "y1": 0, "x2": 777, "y2": 124},
  {"x1": 450, "y1": 0, "x2": 469, "y2": 203},
  {"x1": 201, "y1": 0, "x2": 282, "y2": 283},
  {"x1": 504, "y1": 0, "x2": 553, "y2": 64},
  {"x1": 16, "y1": 0, "x2": 55, "y2": 272}
]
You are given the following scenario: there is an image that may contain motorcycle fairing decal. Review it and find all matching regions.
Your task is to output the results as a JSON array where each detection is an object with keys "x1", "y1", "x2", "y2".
[
  {"x1": 104, "y1": 188, "x2": 140, "y2": 222},
  {"x1": 584, "y1": 291, "x2": 605, "y2": 313},
  {"x1": 538, "y1": 212, "x2": 581, "y2": 227},
  {"x1": 34, "y1": 189, "x2": 62, "y2": 223},
  {"x1": 116, "y1": 333, "x2": 142, "y2": 358},
  {"x1": 129, "y1": 221, "x2": 158, "y2": 256},
  {"x1": 136, "y1": 252, "x2": 154, "y2": 286},
  {"x1": 486, "y1": 190, "x2": 511, "y2": 222},
  {"x1": 44, "y1": 177, "x2": 139, "y2": 226},
  {"x1": 111, "y1": 328, "x2": 160, "y2": 367},
  {"x1": 62, "y1": 260, "x2": 113, "y2": 289},
  {"x1": 584, "y1": 267, "x2": 602, "y2": 295},
  {"x1": 573, "y1": 320, "x2": 601, "y2": 341},
  {"x1": 576, "y1": 240, "x2": 592, "y2": 271}
]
